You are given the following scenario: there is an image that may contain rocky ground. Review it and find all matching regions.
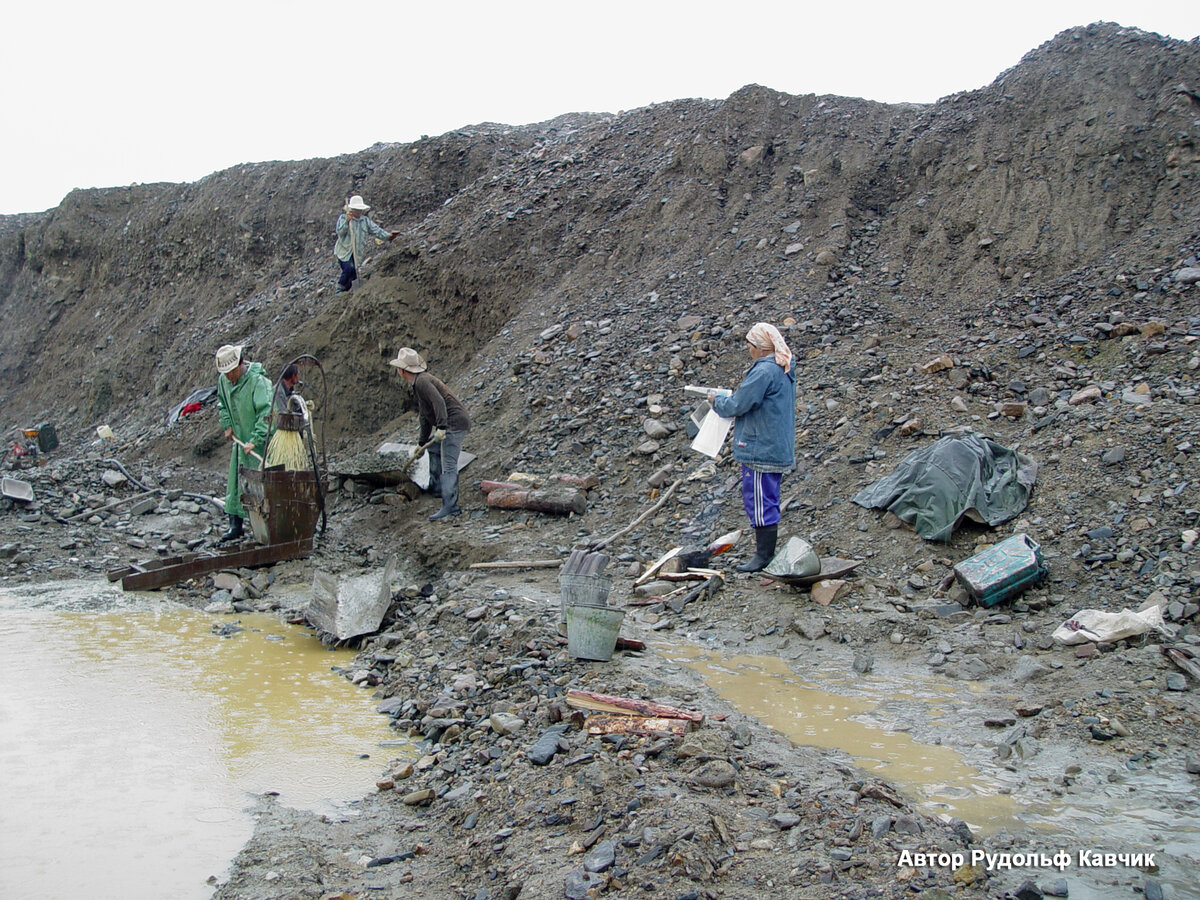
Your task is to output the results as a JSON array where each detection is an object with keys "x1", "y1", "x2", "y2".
[
  {"x1": 2, "y1": 19, "x2": 1200, "y2": 900},
  {"x1": 3, "y1": 263, "x2": 1199, "y2": 898}
]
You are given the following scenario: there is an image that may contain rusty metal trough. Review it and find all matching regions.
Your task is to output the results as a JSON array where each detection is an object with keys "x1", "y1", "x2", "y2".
[
  {"x1": 107, "y1": 538, "x2": 314, "y2": 591},
  {"x1": 240, "y1": 465, "x2": 325, "y2": 546}
]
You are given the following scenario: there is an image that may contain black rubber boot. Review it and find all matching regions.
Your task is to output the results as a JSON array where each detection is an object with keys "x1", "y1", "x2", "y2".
[
  {"x1": 736, "y1": 524, "x2": 778, "y2": 573},
  {"x1": 219, "y1": 515, "x2": 244, "y2": 542}
]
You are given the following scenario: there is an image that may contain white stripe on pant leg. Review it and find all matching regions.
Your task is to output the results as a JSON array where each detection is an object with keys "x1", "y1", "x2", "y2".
[{"x1": 752, "y1": 470, "x2": 765, "y2": 527}]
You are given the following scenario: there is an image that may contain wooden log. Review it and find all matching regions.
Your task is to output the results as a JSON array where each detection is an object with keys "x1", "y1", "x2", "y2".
[
  {"x1": 669, "y1": 580, "x2": 708, "y2": 614},
  {"x1": 486, "y1": 487, "x2": 587, "y2": 516},
  {"x1": 585, "y1": 714, "x2": 693, "y2": 737},
  {"x1": 567, "y1": 689, "x2": 705, "y2": 722},
  {"x1": 546, "y1": 473, "x2": 600, "y2": 490},
  {"x1": 479, "y1": 480, "x2": 525, "y2": 494},
  {"x1": 502, "y1": 472, "x2": 599, "y2": 490}
]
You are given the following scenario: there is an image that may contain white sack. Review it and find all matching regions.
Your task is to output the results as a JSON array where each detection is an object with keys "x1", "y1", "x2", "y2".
[{"x1": 1051, "y1": 605, "x2": 1165, "y2": 645}]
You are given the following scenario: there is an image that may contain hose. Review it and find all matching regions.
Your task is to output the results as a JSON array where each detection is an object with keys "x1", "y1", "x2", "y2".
[{"x1": 102, "y1": 457, "x2": 224, "y2": 513}]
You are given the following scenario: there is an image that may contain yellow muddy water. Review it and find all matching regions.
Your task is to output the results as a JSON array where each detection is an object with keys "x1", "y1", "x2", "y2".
[
  {"x1": 0, "y1": 580, "x2": 401, "y2": 900},
  {"x1": 666, "y1": 646, "x2": 1200, "y2": 897},
  {"x1": 668, "y1": 646, "x2": 1020, "y2": 829}
]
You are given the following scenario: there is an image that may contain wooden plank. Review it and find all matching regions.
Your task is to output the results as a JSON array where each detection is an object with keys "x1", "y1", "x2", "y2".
[
  {"x1": 567, "y1": 689, "x2": 704, "y2": 722},
  {"x1": 634, "y1": 547, "x2": 681, "y2": 586}
]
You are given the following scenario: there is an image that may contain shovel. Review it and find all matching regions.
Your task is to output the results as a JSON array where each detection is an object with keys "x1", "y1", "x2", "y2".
[{"x1": 398, "y1": 436, "x2": 437, "y2": 477}]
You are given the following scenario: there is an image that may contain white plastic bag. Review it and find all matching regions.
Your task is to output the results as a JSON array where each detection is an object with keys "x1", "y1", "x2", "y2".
[
  {"x1": 691, "y1": 408, "x2": 734, "y2": 458},
  {"x1": 1051, "y1": 606, "x2": 1166, "y2": 645}
]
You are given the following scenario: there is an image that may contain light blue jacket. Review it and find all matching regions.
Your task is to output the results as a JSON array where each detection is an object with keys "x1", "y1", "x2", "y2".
[
  {"x1": 334, "y1": 214, "x2": 392, "y2": 263},
  {"x1": 712, "y1": 357, "x2": 796, "y2": 472}
]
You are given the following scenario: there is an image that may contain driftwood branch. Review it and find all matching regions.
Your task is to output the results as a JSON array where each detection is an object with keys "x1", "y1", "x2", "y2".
[
  {"x1": 589, "y1": 477, "x2": 683, "y2": 552},
  {"x1": 567, "y1": 689, "x2": 705, "y2": 722}
]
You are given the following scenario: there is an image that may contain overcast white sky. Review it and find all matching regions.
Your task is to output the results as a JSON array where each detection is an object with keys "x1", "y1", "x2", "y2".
[{"x1": 2, "y1": 1, "x2": 1195, "y2": 215}]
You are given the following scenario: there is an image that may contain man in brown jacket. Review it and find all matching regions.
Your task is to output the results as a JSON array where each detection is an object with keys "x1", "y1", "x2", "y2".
[{"x1": 389, "y1": 347, "x2": 471, "y2": 520}]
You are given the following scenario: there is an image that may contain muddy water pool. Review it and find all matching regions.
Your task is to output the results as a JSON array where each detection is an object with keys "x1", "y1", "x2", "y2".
[
  {"x1": 665, "y1": 645, "x2": 1198, "y2": 897},
  {"x1": 0, "y1": 579, "x2": 401, "y2": 900}
]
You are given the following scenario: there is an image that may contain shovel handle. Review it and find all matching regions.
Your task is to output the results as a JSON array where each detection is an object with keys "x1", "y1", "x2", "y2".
[
  {"x1": 231, "y1": 436, "x2": 265, "y2": 464},
  {"x1": 398, "y1": 436, "x2": 437, "y2": 476}
]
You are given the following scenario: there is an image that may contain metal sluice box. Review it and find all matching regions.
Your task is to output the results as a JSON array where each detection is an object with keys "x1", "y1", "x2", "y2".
[{"x1": 953, "y1": 533, "x2": 1047, "y2": 607}]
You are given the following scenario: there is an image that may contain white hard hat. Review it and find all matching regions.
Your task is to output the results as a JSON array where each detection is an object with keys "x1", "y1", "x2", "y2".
[{"x1": 215, "y1": 344, "x2": 243, "y2": 374}]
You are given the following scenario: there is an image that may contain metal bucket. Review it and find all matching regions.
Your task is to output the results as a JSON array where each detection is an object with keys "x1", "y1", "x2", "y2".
[
  {"x1": 273, "y1": 411, "x2": 306, "y2": 432},
  {"x1": 566, "y1": 605, "x2": 625, "y2": 662},
  {"x1": 240, "y1": 466, "x2": 323, "y2": 545},
  {"x1": 559, "y1": 573, "x2": 612, "y2": 626}
]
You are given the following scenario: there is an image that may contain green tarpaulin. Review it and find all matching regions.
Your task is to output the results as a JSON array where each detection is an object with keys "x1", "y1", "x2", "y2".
[{"x1": 851, "y1": 432, "x2": 1038, "y2": 542}]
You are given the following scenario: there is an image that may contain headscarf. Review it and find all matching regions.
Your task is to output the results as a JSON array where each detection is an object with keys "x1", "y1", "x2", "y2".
[{"x1": 746, "y1": 322, "x2": 793, "y2": 373}]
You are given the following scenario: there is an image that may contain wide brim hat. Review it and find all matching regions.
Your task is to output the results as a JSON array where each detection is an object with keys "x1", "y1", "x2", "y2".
[
  {"x1": 346, "y1": 195, "x2": 370, "y2": 211},
  {"x1": 388, "y1": 347, "x2": 427, "y2": 373},
  {"x1": 215, "y1": 344, "x2": 244, "y2": 374}
]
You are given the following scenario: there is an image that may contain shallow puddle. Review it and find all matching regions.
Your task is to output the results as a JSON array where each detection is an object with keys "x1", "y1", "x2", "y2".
[
  {"x1": 665, "y1": 646, "x2": 1019, "y2": 829},
  {"x1": 0, "y1": 579, "x2": 403, "y2": 900},
  {"x1": 664, "y1": 644, "x2": 1200, "y2": 897}
]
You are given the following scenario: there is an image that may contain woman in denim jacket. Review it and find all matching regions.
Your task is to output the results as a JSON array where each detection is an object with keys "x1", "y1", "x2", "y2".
[{"x1": 710, "y1": 323, "x2": 796, "y2": 571}]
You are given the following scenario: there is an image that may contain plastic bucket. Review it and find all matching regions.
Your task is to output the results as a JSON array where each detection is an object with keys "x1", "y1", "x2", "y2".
[
  {"x1": 566, "y1": 605, "x2": 625, "y2": 661},
  {"x1": 559, "y1": 573, "x2": 612, "y2": 626}
]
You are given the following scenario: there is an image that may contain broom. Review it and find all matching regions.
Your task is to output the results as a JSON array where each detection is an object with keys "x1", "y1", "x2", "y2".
[{"x1": 265, "y1": 396, "x2": 313, "y2": 471}]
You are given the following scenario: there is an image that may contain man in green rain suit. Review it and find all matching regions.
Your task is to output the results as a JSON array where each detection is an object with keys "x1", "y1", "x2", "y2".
[{"x1": 214, "y1": 344, "x2": 272, "y2": 542}]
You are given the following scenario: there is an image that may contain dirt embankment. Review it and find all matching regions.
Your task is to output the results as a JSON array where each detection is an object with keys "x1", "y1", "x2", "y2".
[{"x1": 1, "y1": 20, "x2": 1199, "y2": 900}]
